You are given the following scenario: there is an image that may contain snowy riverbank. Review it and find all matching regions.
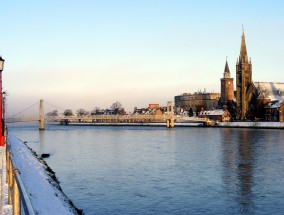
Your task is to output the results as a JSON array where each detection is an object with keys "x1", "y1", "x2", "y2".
[
  {"x1": 6, "y1": 135, "x2": 80, "y2": 215},
  {"x1": 65, "y1": 121, "x2": 283, "y2": 129},
  {"x1": 66, "y1": 122, "x2": 203, "y2": 127},
  {"x1": 0, "y1": 146, "x2": 12, "y2": 215},
  {"x1": 216, "y1": 121, "x2": 284, "y2": 129}
]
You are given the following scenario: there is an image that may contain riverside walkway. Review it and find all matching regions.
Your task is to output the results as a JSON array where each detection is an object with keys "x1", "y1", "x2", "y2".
[
  {"x1": 0, "y1": 146, "x2": 12, "y2": 214},
  {"x1": 0, "y1": 135, "x2": 79, "y2": 215}
]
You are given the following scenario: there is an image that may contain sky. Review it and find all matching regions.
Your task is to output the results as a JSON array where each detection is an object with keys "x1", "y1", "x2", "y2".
[{"x1": 1, "y1": 0, "x2": 284, "y2": 116}]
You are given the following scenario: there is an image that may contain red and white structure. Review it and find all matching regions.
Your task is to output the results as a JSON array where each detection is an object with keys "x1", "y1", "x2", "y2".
[{"x1": 0, "y1": 56, "x2": 5, "y2": 146}]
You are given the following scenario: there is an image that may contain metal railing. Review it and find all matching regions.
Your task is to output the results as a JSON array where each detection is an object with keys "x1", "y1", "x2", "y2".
[{"x1": 6, "y1": 144, "x2": 35, "y2": 215}]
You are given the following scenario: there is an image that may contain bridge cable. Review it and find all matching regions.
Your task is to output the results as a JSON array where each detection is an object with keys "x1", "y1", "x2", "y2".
[
  {"x1": 44, "y1": 100, "x2": 67, "y2": 112},
  {"x1": 9, "y1": 101, "x2": 39, "y2": 118}
]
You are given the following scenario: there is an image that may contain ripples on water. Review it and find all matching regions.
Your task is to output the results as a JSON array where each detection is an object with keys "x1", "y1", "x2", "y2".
[{"x1": 8, "y1": 123, "x2": 284, "y2": 215}]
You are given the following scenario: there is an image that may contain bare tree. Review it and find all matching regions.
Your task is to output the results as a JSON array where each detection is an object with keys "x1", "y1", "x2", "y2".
[
  {"x1": 110, "y1": 101, "x2": 122, "y2": 110},
  {"x1": 63, "y1": 109, "x2": 74, "y2": 116},
  {"x1": 91, "y1": 107, "x2": 101, "y2": 115},
  {"x1": 77, "y1": 108, "x2": 89, "y2": 116},
  {"x1": 110, "y1": 101, "x2": 123, "y2": 115},
  {"x1": 46, "y1": 110, "x2": 59, "y2": 116}
]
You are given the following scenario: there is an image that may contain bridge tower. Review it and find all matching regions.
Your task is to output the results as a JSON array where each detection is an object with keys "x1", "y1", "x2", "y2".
[
  {"x1": 166, "y1": 101, "x2": 175, "y2": 128},
  {"x1": 39, "y1": 99, "x2": 45, "y2": 130}
]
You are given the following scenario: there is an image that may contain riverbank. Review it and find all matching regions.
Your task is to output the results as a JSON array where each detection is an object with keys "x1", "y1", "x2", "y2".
[
  {"x1": 216, "y1": 121, "x2": 284, "y2": 129},
  {"x1": 64, "y1": 122, "x2": 203, "y2": 127},
  {"x1": 61, "y1": 121, "x2": 284, "y2": 129},
  {"x1": 0, "y1": 146, "x2": 12, "y2": 215},
  {"x1": 6, "y1": 135, "x2": 80, "y2": 215}
]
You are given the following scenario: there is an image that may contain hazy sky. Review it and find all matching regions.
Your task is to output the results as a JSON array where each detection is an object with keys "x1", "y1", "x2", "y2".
[{"x1": 1, "y1": 0, "x2": 284, "y2": 115}]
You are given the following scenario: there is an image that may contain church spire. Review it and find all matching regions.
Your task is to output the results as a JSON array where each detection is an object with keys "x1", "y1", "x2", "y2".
[
  {"x1": 223, "y1": 58, "x2": 230, "y2": 78},
  {"x1": 236, "y1": 28, "x2": 252, "y2": 120},
  {"x1": 224, "y1": 58, "x2": 230, "y2": 73},
  {"x1": 239, "y1": 29, "x2": 248, "y2": 63}
]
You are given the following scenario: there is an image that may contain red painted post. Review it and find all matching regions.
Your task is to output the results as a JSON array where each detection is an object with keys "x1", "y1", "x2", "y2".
[{"x1": 0, "y1": 56, "x2": 5, "y2": 146}]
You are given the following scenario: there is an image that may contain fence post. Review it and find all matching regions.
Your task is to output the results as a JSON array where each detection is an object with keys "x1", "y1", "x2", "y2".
[
  {"x1": 13, "y1": 169, "x2": 21, "y2": 215},
  {"x1": 8, "y1": 158, "x2": 13, "y2": 204},
  {"x1": 6, "y1": 149, "x2": 10, "y2": 183}
]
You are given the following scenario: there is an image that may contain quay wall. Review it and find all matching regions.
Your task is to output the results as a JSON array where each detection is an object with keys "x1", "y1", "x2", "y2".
[
  {"x1": 61, "y1": 121, "x2": 284, "y2": 129},
  {"x1": 216, "y1": 122, "x2": 284, "y2": 129},
  {"x1": 7, "y1": 135, "x2": 81, "y2": 214},
  {"x1": 64, "y1": 122, "x2": 204, "y2": 127}
]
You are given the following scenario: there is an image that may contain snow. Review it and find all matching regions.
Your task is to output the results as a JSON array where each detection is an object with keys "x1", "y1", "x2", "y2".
[
  {"x1": 255, "y1": 82, "x2": 284, "y2": 101},
  {"x1": 0, "y1": 146, "x2": 12, "y2": 215},
  {"x1": 5, "y1": 135, "x2": 78, "y2": 215},
  {"x1": 199, "y1": 109, "x2": 225, "y2": 116},
  {"x1": 217, "y1": 121, "x2": 284, "y2": 128},
  {"x1": 265, "y1": 100, "x2": 283, "y2": 108}
]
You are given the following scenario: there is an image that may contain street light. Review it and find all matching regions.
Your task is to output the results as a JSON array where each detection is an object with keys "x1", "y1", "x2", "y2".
[
  {"x1": 0, "y1": 56, "x2": 4, "y2": 146},
  {"x1": 0, "y1": 56, "x2": 4, "y2": 71}
]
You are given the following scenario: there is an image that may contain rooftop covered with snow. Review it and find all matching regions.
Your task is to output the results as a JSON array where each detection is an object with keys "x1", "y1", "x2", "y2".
[{"x1": 254, "y1": 82, "x2": 284, "y2": 101}]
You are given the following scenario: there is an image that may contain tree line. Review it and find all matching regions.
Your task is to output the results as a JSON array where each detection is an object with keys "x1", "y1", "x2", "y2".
[{"x1": 46, "y1": 101, "x2": 126, "y2": 117}]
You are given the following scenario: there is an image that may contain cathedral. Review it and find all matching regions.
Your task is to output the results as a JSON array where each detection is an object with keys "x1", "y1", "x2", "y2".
[{"x1": 220, "y1": 30, "x2": 284, "y2": 122}]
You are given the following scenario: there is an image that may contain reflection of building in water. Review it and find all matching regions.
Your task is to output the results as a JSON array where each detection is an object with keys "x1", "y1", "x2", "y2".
[
  {"x1": 221, "y1": 129, "x2": 255, "y2": 214},
  {"x1": 237, "y1": 130, "x2": 254, "y2": 213},
  {"x1": 221, "y1": 129, "x2": 237, "y2": 192}
]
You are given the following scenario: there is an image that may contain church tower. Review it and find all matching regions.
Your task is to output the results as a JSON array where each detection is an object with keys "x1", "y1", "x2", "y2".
[
  {"x1": 236, "y1": 30, "x2": 252, "y2": 120},
  {"x1": 220, "y1": 59, "x2": 234, "y2": 107}
]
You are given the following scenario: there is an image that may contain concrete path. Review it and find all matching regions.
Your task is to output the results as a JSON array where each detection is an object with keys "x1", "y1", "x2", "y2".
[{"x1": 0, "y1": 146, "x2": 12, "y2": 215}]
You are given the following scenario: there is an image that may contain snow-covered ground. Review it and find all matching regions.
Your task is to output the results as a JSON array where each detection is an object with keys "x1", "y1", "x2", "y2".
[
  {"x1": 2, "y1": 135, "x2": 79, "y2": 215},
  {"x1": 0, "y1": 145, "x2": 12, "y2": 215},
  {"x1": 217, "y1": 121, "x2": 284, "y2": 128}
]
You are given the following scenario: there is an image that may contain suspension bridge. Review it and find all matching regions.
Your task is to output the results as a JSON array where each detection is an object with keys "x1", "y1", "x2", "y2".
[{"x1": 5, "y1": 100, "x2": 211, "y2": 129}]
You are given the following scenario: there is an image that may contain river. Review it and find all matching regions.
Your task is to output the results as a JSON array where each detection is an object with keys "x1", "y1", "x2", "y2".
[{"x1": 7, "y1": 123, "x2": 284, "y2": 215}]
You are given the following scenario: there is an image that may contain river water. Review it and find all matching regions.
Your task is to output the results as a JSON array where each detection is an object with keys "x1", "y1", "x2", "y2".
[{"x1": 7, "y1": 123, "x2": 284, "y2": 215}]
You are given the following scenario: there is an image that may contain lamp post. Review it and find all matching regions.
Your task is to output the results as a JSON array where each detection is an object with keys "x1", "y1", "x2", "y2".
[{"x1": 0, "y1": 56, "x2": 5, "y2": 146}]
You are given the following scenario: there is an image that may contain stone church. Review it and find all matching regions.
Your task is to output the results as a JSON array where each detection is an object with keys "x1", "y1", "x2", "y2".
[{"x1": 220, "y1": 31, "x2": 284, "y2": 122}]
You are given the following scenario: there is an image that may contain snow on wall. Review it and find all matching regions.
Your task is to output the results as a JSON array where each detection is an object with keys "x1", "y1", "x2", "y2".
[
  {"x1": 7, "y1": 135, "x2": 79, "y2": 215},
  {"x1": 217, "y1": 121, "x2": 284, "y2": 128}
]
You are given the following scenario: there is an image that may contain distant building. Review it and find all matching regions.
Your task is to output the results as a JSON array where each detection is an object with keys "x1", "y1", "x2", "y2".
[
  {"x1": 133, "y1": 104, "x2": 165, "y2": 115},
  {"x1": 253, "y1": 82, "x2": 284, "y2": 121},
  {"x1": 264, "y1": 100, "x2": 284, "y2": 122},
  {"x1": 174, "y1": 30, "x2": 284, "y2": 122},
  {"x1": 234, "y1": 30, "x2": 284, "y2": 121},
  {"x1": 236, "y1": 30, "x2": 253, "y2": 120},
  {"x1": 199, "y1": 109, "x2": 231, "y2": 122},
  {"x1": 148, "y1": 104, "x2": 159, "y2": 109},
  {"x1": 175, "y1": 91, "x2": 220, "y2": 114},
  {"x1": 220, "y1": 60, "x2": 235, "y2": 107}
]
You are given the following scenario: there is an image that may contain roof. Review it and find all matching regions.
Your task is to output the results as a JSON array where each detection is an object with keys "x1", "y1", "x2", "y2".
[
  {"x1": 265, "y1": 100, "x2": 283, "y2": 109},
  {"x1": 254, "y1": 82, "x2": 284, "y2": 101},
  {"x1": 224, "y1": 60, "x2": 230, "y2": 74},
  {"x1": 239, "y1": 31, "x2": 249, "y2": 63},
  {"x1": 199, "y1": 109, "x2": 227, "y2": 116}
]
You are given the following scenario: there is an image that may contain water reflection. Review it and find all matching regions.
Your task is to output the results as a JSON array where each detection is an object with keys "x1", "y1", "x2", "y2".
[
  {"x1": 237, "y1": 130, "x2": 255, "y2": 214},
  {"x1": 39, "y1": 130, "x2": 45, "y2": 156},
  {"x1": 222, "y1": 128, "x2": 255, "y2": 214}
]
